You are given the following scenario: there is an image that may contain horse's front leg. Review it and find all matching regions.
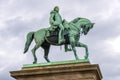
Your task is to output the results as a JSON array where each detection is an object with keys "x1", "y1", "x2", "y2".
[
  {"x1": 76, "y1": 42, "x2": 89, "y2": 59},
  {"x1": 72, "y1": 45, "x2": 79, "y2": 60},
  {"x1": 70, "y1": 38, "x2": 79, "y2": 60}
]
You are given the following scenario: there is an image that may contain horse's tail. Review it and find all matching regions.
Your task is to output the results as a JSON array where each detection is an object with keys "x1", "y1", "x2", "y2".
[{"x1": 23, "y1": 32, "x2": 34, "y2": 53}]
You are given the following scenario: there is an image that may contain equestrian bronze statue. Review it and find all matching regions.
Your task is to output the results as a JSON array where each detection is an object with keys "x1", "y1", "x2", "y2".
[{"x1": 23, "y1": 6, "x2": 94, "y2": 64}]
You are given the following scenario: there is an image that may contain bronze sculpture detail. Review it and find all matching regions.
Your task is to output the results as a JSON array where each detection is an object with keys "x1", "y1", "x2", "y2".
[{"x1": 23, "y1": 6, "x2": 94, "y2": 64}]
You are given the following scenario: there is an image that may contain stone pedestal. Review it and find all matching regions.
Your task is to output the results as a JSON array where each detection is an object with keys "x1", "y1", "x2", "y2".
[{"x1": 10, "y1": 61, "x2": 102, "y2": 80}]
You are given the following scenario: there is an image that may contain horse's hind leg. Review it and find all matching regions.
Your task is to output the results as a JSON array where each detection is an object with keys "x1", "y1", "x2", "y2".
[
  {"x1": 31, "y1": 43, "x2": 41, "y2": 64},
  {"x1": 41, "y1": 43, "x2": 50, "y2": 62},
  {"x1": 75, "y1": 42, "x2": 89, "y2": 59}
]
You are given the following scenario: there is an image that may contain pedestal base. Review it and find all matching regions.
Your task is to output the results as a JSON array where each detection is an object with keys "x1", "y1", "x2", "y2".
[{"x1": 10, "y1": 61, "x2": 102, "y2": 80}]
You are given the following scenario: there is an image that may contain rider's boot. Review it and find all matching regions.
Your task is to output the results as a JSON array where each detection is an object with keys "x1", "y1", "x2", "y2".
[
  {"x1": 58, "y1": 24, "x2": 65, "y2": 44},
  {"x1": 58, "y1": 29, "x2": 65, "y2": 44},
  {"x1": 59, "y1": 37, "x2": 65, "y2": 44}
]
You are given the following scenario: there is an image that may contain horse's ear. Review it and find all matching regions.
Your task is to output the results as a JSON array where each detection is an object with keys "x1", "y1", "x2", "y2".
[
  {"x1": 91, "y1": 23, "x2": 95, "y2": 28},
  {"x1": 92, "y1": 23, "x2": 95, "y2": 25}
]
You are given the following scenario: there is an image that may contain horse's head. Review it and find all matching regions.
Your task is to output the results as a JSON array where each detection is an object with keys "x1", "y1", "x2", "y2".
[
  {"x1": 77, "y1": 18, "x2": 94, "y2": 35},
  {"x1": 70, "y1": 17, "x2": 94, "y2": 35},
  {"x1": 82, "y1": 22, "x2": 94, "y2": 35}
]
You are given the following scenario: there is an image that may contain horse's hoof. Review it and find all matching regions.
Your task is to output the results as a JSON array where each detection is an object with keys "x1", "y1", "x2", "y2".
[
  {"x1": 33, "y1": 62, "x2": 37, "y2": 64},
  {"x1": 84, "y1": 56, "x2": 88, "y2": 59},
  {"x1": 47, "y1": 60, "x2": 50, "y2": 63},
  {"x1": 76, "y1": 57, "x2": 79, "y2": 60}
]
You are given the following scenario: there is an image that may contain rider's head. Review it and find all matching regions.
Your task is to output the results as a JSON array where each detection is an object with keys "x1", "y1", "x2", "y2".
[{"x1": 54, "y1": 6, "x2": 59, "y2": 12}]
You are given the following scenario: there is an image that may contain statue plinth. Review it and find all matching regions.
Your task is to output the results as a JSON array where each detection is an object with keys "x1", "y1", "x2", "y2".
[{"x1": 10, "y1": 60, "x2": 102, "y2": 80}]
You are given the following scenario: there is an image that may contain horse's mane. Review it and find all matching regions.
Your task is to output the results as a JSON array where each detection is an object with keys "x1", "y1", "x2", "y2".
[
  {"x1": 70, "y1": 17, "x2": 81, "y2": 23},
  {"x1": 70, "y1": 17, "x2": 91, "y2": 24}
]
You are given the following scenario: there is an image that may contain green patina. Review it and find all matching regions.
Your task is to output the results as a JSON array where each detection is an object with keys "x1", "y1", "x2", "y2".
[
  {"x1": 23, "y1": 59, "x2": 89, "y2": 68},
  {"x1": 23, "y1": 6, "x2": 94, "y2": 64}
]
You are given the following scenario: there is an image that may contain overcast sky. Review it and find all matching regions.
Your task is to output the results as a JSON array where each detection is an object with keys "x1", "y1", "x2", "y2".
[{"x1": 0, "y1": 0, "x2": 120, "y2": 80}]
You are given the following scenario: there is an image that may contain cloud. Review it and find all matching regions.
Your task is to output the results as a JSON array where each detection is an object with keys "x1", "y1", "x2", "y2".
[
  {"x1": 106, "y1": 36, "x2": 120, "y2": 53},
  {"x1": 0, "y1": 0, "x2": 120, "y2": 80}
]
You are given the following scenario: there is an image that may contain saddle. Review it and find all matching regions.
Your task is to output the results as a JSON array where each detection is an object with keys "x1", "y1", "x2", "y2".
[
  {"x1": 50, "y1": 27, "x2": 69, "y2": 36},
  {"x1": 46, "y1": 27, "x2": 70, "y2": 44}
]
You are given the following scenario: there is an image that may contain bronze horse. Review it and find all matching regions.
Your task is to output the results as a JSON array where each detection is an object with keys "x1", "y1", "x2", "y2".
[{"x1": 23, "y1": 18, "x2": 94, "y2": 64}]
